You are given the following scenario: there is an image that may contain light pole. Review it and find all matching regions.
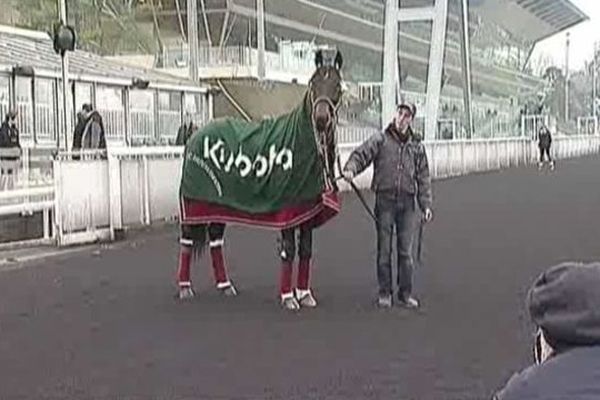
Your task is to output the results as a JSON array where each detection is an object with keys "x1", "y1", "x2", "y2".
[
  {"x1": 592, "y1": 62, "x2": 596, "y2": 116},
  {"x1": 565, "y1": 32, "x2": 570, "y2": 122},
  {"x1": 55, "y1": 0, "x2": 75, "y2": 151},
  {"x1": 187, "y1": 0, "x2": 199, "y2": 82},
  {"x1": 257, "y1": 0, "x2": 266, "y2": 80}
]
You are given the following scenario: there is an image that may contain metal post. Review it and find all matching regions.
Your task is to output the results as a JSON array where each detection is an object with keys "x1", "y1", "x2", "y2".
[
  {"x1": 565, "y1": 32, "x2": 570, "y2": 122},
  {"x1": 187, "y1": 0, "x2": 199, "y2": 82},
  {"x1": 59, "y1": 0, "x2": 70, "y2": 150},
  {"x1": 382, "y1": 0, "x2": 398, "y2": 128},
  {"x1": 123, "y1": 88, "x2": 131, "y2": 146},
  {"x1": 424, "y1": 0, "x2": 448, "y2": 141},
  {"x1": 592, "y1": 66, "x2": 596, "y2": 117},
  {"x1": 459, "y1": 0, "x2": 473, "y2": 139},
  {"x1": 257, "y1": 0, "x2": 266, "y2": 80}
]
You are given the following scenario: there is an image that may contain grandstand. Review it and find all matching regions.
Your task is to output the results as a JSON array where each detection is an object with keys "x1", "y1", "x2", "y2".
[{"x1": 120, "y1": 0, "x2": 588, "y2": 138}]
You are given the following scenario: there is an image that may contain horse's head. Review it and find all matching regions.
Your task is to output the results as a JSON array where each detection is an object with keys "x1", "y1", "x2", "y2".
[
  {"x1": 309, "y1": 49, "x2": 343, "y2": 136},
  {"x1": 308, "y1": 49, "x2": 344, "y2": 182}
]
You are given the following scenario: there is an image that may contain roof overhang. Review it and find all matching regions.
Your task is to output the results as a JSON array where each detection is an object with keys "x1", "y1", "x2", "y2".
[{"x1": 470, "y1": 0, "x2": 589, "y2": 43}]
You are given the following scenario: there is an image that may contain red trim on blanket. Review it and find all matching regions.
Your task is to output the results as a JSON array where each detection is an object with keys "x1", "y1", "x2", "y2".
[{"x1": 180, "y1": 191, "x2": 340, "y2": 230}]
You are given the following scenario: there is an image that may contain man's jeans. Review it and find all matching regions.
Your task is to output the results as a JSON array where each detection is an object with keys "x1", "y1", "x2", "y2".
[{"x1": 375, "y1": 191, "x2": 418, "y2": 298}]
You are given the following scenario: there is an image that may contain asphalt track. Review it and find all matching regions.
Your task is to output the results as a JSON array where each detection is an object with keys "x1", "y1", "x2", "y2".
[{"x1": 1, "y1": 156, "x2": 600, "y2": 400}]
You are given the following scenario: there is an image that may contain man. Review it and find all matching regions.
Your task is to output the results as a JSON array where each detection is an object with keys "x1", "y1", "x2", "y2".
[
  {"x1": 81, "y1": 108, "x2": 107, "y2": 150},
  {"x1": 342, "y1": 102, "x2": 433, "y2": 309},
  {"x1": 0, "y1": 109, "x2": 20, "y2": 149},
  {"x1": 72, "y1": 104, "x2": 106, "y2": 152},
  {"x1": 72, "y1": 104, "x2": 92, "y2": 150},
  {"x1": 493, "y1": 262, "x2": 600, "y2": 399},
  {"x1": 537, "y1": 125, "x2": 554, "y2": 170},
  {"x1": 0, "y1": 110, "x2": 21, "y2": 190}
]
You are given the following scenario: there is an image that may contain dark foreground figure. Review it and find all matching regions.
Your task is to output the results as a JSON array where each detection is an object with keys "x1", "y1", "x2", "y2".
[{"x1": 494, "y1": 262, "x2": 600, "y2": 400}]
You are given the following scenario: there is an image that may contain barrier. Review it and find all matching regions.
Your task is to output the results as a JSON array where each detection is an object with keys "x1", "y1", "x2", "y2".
[{"x1": 5, "y1": 134, "x2": 598, "y2": 247}]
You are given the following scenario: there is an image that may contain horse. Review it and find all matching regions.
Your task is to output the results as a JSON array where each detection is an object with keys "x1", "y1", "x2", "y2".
[{"x1": 176, "y1": 49, "x2": 344, "y2": 311}]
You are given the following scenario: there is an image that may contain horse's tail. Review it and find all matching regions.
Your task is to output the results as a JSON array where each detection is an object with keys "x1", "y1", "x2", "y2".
[
  {"x1": 191, "y1": 225, "x2": 208, "y2": 263},
  {"x1": 180, "y1": 222, "x2": 208, "y2": 261}
]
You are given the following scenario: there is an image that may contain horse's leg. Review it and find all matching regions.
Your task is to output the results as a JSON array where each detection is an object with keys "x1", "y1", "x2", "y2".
[
  {"x1": 177, "y1": 224, "x2": 202, "y2": 299},
  {"x1": 208, "y1": 223, "x2": 237, "y2": 296},
  {"x1": 279, "y1": 228, "x2": 300, "y2": 310},
  {"x1": 296, "y1": 225, "x2": 317, "y2": 307}
]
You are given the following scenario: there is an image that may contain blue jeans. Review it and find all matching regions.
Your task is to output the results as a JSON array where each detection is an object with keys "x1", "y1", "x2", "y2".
[{"x1": 375, "y1": 191, "x2": 418, "y2": 298}]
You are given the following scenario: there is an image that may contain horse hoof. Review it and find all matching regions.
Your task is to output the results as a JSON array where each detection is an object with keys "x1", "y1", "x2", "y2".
[
  {"x1": 296, "y1": 289, "x2": 317, "y2": 308},
  {"x1": 220, "y1": 284, "x2": 238, "y2": 297},
  {"x1": 281, "y1": 296, "x2": 300, "y2": 311},
  {"x1": 178, "y1": 287, "x2": 195, "y2": 300}
]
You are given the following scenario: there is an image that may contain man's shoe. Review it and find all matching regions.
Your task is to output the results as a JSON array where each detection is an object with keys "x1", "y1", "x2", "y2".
[
  {"x1": 377, "y1": 295, "x2": 392, "y2": 308},
  {"x1": 397, "y1": 295, "x2": 419, "y2": 309}
]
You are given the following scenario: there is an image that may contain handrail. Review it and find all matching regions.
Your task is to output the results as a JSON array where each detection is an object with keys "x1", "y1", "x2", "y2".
[{"x1": 0, "y1": 186, "x2": 54, "y2": 201}]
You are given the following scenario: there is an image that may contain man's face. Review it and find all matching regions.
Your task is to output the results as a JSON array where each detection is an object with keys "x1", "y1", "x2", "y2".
[
  {"x1": 394, "y1": 107, "x2": 413, "y2": 133},
  {"x1": 9, "y1": 116, "x2": 16, "y2": 127}
]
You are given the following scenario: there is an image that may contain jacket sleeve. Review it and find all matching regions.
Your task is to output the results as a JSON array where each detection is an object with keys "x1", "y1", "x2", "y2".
[
  {"x1": 72, "y1": 125, "x2": 82, "y2": 150},
  {"x1": 416, "y1": 144, "x2": 432, "y2": 211},
  {"x1": 343, "y1": 132, "x2": 383, "y2": 176},
  {"x1": 0, "y1": 126, "x2": 7, "y2": 147},
  {"x1": 99, "y1": 126, "x2": 106, "y2": 150}
]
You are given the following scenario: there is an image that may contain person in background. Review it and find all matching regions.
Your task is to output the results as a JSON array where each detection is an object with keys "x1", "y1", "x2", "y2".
[
  {"x1": 493, "y1": 262, "x2": 600, "y2": 399},
  {"x1": 537, "y1": 125, "x2": 554, "y2": 170},
  {"x1": 72, "y1": 104, "x2": 93, "y2": 152},
  {"x1": 0, "y1": 109, "x2": 20, "y2": 149},
  {"x1": 176, "y1": 112, "x2": 196, "y2": 146},
  {"x1": 0, "y1": 109, "x2": 21, "y2": 189},
  {"x1": 80, "y1": 107, "x2": 106, "y2": 150},
  {"x1": 72, "y1": 104, "x2": 106, "y2": 157}
]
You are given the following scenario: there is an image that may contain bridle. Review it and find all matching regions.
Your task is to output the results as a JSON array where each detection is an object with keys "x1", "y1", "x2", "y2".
[{"x1": 308, "y1": 78, "x2": 341, "y2": 191}]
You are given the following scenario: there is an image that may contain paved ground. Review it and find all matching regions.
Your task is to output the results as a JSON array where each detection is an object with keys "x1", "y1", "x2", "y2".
[{"x1": 1, "y1": 156, "x2": 600, "y2": 400}]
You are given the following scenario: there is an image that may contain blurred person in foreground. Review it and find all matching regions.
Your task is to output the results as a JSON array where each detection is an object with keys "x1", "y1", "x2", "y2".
[{"x1": 493, "y1": 262, "x2": 600, "y2": 399}]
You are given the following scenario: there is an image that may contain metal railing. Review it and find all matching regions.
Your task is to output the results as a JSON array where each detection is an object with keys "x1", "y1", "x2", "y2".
[
  {"x1": 577, "y1": 116, "x2": 598, "y2": 136},
  {"x1": 1, "y1": 147, "x2": 55, "y2": 191},
  {"x1": 99, "y1": 109, "x2": 126, "y2": 142},
  {"x1": 521, "y1": 114, "x2": 549, "y2": 140},
  {"x1": 197, "y1": 45, "x2": 252, "y2": 67}
]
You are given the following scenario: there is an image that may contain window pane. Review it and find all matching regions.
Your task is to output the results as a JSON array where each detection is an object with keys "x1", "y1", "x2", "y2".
[
  {"x1": 35, "y1": 79, "x2": 57, "y2": 142},
  {"x1": 158, "y1": 91, "x2": 181, "y2": 141},
  {"x1": 74, "y1": 83, "x2": 92, "y2": 113},
  {"x1": 15, "y1": 77, "x2": 33, "y2": 142},
  {"x1": 130, "y1": 89, "x2": 155, "y2": 143},
  {"x1": 183, "y1": 93, "x2": 209, "y2": 129},
  {"x1": 96, "y1": 85, "x2": 124, "y2": 142},
  {"x1": 0, "y1": 76, "x2": 9, "y2": 121}
]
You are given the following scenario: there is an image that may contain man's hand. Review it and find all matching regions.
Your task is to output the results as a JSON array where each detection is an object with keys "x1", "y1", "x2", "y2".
[
  {"x1": 423, "y1": 208, "x2": 433, "y2": 223},
  {"x1": 342, "y1": 170, "x2": 355, "y2": 182}
]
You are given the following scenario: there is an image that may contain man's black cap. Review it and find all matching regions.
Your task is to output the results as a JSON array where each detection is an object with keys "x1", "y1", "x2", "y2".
[{"x1": 528, "y1": 262, "x2": 600, "y2": 349}]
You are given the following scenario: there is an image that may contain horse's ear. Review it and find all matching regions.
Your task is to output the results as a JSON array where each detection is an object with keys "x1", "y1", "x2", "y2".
[
  {"x1": 315, "y1": 50, "x2": 323, "y2": 68},
  {"x1": 334, "y1": 51, "x2": 343, "y2": 70}
]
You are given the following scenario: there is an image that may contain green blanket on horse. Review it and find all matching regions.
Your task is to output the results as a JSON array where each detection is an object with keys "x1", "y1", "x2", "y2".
[{"x1": 179, "y1": 100, "x2": 340, "y2": 229}]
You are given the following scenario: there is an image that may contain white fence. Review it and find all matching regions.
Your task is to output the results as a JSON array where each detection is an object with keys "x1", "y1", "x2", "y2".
[
  {"x1": 337, "y1": 135, "x2": 600, "y2": 190},
  {"x1": 2, "y1": 134, "x2": 600, "y2": 247}
]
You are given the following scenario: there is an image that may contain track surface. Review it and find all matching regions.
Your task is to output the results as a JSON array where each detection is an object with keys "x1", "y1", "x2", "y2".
[{"x1": 1, "y1": 157, "x2": 600, "y2": 400}]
